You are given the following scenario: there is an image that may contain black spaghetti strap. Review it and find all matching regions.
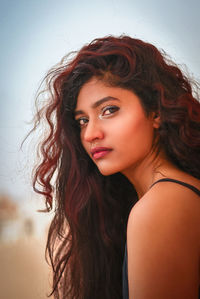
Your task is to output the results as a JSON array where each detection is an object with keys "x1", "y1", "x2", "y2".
[{"x1": 150, "y1": 178, "x2": 200, "y2": 196}]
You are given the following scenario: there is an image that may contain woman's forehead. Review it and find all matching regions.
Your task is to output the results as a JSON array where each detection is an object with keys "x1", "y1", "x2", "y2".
[{"x1": 75, "y1": 78, "x2": 143, "y2": 113}]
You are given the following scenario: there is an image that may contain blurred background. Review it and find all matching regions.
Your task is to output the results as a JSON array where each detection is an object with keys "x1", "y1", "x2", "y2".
[{"x1": 0, "y1": 0, "x2": 200, "y2": 298}]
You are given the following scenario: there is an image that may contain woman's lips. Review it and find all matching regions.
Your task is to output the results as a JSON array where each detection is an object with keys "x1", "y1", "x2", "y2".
[{"x1": 91, "y1": 147, "x2": 112, "y2": 160}]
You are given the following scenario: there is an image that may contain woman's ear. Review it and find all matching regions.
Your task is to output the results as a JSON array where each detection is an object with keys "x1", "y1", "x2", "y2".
[{"x1": 152, "y1": 112, "x2": 160, "y2": 129}]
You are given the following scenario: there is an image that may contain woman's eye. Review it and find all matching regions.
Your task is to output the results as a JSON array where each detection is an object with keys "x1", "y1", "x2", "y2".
[
  {"x1": 101, "y1": 105, "x2": 119, "y2": 117},
  {"x1": 76, "y1": 117, "x2": 88, "y2": 127}
]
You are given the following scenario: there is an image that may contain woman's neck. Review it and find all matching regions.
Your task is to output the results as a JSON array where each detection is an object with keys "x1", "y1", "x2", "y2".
[{"x1": 121, "y1": 151, "x2": 182, "y2": 199}]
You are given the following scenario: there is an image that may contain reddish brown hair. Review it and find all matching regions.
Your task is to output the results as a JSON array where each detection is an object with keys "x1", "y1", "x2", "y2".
[{"x1": 33, "y1": 36, "x2": 200, "y2": 298}]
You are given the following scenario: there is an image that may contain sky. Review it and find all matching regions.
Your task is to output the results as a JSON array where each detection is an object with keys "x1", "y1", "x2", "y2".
[{"x1": 0, "y1": 0, "x2": 200, "y2": 204}]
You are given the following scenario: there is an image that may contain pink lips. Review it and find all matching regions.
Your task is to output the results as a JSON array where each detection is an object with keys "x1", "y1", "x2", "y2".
[{"x1": 91, "y1": 147, "x2": 112, "y2": 160}]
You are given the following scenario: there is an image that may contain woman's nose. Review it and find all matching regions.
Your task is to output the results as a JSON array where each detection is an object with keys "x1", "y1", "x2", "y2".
[{"x1": 82, "y1": 120, "x2": 104, "y2": 143}]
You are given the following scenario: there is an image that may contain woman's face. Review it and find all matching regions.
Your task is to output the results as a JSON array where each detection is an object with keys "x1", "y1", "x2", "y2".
[{"x1": 75, "y1": 78, "x2": 158, "y2": 176}]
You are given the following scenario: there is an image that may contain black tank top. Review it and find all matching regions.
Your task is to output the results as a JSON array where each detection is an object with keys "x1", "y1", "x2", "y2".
[{"x1": 122, "y1": 178, "x2": 200, "y2": 299}]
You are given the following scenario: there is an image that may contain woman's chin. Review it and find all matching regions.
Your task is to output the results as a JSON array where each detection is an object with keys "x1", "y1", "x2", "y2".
[{"x1": 97, "y1": 166, "x2": 120, "y2": 176}]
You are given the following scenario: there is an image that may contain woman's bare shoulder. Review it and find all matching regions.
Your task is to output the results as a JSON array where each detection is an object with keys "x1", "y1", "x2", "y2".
[
  {"x1": 128, "y1": 180, "x2": 200, "y2": 245},
  {"x1": 129, "y1": 178, "x2": 200, "y2": 225},
  {"x1": 127, "y1": 181, "x2": 200, "y2": 298}
]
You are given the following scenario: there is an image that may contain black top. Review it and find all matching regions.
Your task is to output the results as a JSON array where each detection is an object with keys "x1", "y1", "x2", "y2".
[{"x1": 122, "y1": 178, "x2": 200, "y2": 299}]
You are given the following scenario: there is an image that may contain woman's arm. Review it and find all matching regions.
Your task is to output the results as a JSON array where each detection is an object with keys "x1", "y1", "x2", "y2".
[{"x1": 127, "y1": 184, "x2": 200, "y2": 299}]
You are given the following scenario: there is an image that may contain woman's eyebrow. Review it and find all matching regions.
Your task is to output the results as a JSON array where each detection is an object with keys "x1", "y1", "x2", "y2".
[{"x1": 74, "y1": 96, "x2": 119, "y2": 116}]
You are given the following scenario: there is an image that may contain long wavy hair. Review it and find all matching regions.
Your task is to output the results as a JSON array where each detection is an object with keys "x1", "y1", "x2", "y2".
[{"x1": 32, "y1": 36, "x2": 200, "y2": 298}]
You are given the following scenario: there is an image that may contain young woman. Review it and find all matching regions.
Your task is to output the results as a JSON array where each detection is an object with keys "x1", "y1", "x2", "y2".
[{"x1": 33, "y1": 36, "x2": 200, "y2": 298}]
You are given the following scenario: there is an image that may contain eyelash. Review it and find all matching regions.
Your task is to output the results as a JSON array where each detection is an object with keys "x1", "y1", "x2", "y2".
[
  {"x1": 76, "y1": 105, "x2": 119, "y2": 128},
  {"x1": 101, "y1": 105, "x2": 119, "y2": 117}
]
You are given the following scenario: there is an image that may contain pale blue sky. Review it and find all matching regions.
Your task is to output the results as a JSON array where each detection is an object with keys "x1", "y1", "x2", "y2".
[{"x1": 0, "y1": 0, "x2": 200, "y2": 199}]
